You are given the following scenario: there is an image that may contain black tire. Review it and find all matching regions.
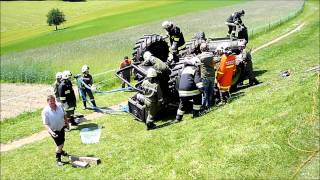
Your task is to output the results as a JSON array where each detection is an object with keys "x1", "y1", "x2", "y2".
[{"x1": 132, "y1": 34, "x2": 169, "y2": 63}]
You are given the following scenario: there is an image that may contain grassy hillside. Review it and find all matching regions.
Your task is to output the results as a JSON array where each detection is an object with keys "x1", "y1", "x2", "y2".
[
  {"x1": 1, "y1": 1, "x2": 318, "y2": 179},
  {"x1": 0, "y1": 1, "x2": 303, "y2": 84},
  {"x1": 1, "y1": 1, "x2": 242, "y2": 54}
]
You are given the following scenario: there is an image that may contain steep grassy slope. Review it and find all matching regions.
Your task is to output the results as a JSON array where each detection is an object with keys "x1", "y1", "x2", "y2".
[
  {"x1": 1, "y1": 1, "x2": 318, "y2": 179},
  {"x1": 0, "y1": 1, "x2": 303, "y2": 83}
]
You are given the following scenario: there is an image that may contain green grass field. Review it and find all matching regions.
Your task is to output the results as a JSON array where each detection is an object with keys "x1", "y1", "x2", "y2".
[
  {"x1": 0, "y1": 1, "x2": 303, "y2": 84},
  {"x1": 1, "y1": 1, "x2": 319, "y2": 179},
  {"x1": 1, "y1": 1, "x2": 174, "y2": 45},
  {"x1": 1, "y1": 0, "x2": 242, "y2": 55}
]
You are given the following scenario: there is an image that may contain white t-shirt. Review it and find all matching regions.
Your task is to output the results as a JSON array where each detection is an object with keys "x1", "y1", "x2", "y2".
[{"x1": 42, "y1": 103, "x2": 65, "y2": 131}]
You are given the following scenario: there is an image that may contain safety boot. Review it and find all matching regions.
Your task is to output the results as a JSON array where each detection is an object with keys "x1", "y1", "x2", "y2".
[
  {"x1": 173, "y1": 115, "x2": 183, "y2": 123},
  {"x1": 91, "y1": 100, "x2": 97, "y2": 107},
  {"x1": 56, "y1": 153, "x2": 63, "y2": 166},
  {"x1": 146, "y1": 122, "x2": 156, "y2": 130},
  {"x1": 192, "y1": 111, "x2": 200, "y2": 119},
  {"x1": 82, "y1": 101, "x2": 87, "y2": 110}
]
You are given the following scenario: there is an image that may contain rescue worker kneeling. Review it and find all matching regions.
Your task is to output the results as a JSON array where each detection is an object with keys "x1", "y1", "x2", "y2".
[
  {"x1": 137, "y1": 68, "x2": 163, "y2": 130},
  {"x1": 175, "y1": 57, "x2": 203, "y2": 123}
]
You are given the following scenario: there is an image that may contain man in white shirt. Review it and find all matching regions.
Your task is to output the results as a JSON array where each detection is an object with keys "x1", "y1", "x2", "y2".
[{"x1": 42, "y1": 95, "x2": 69, "y2": 166}]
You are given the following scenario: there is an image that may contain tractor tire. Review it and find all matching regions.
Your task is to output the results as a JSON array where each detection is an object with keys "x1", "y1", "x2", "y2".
[{"x1": 132, "y1": 34, "x2": 169, "y2": 63}]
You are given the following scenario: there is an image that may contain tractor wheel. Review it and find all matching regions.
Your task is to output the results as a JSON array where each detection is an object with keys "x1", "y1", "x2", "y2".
[{"x1": 132, "y1": 34, "x2": 169, "y2": 62}]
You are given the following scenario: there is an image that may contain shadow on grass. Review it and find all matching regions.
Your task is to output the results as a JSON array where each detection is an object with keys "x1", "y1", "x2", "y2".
[
  {"x1": 254, "y1": 69, "x2": 267, "y2": 77},
  {"x1": 70, "y1": 123, "x2": 103, "y2": 132}
]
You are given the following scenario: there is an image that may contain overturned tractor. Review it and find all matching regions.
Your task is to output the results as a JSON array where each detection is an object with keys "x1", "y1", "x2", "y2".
[{"x1": 116, "y1": 28, "x2": 249, "y2": 122}]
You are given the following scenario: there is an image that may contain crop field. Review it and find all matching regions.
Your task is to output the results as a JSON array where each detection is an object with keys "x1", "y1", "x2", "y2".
[{"x1": 0, "y1": 0, "x2": 303, "y2": 84}]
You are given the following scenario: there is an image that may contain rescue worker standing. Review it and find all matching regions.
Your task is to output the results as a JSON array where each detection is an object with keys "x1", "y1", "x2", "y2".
[
  {"x1": 162, "y1": 21, "x2": 186, "y2": 62},
  {"x1": 53, "y1": 72, "x2": 62, "y2": 102},
  {"x1": 58, "y1": 70, "x2": 77, "y2": 126},
  {"x1": 225, "y1": 10, "x2": 245, "y2": 38},
  {"x1": 197, "y1": 42, "x2": 215, "y2": 109},
  {"x1": 238, "y1": 44, "x2": 260, "y2": 86},
  {"x1": 216, "y1": 47, "x2": 236, "y2": 104},
  {"x1": 139, "y1": 68, "x2": 163, "y2": 130},
  {"x1": 175, "y1": 57, "x2": 203, "y2": 122},
  {"x1": 79, "y1": 65, "x2": 97, "y2": 109},
  {"x1": 119, "y1": 56, "x2": 132, "y2": 88}
]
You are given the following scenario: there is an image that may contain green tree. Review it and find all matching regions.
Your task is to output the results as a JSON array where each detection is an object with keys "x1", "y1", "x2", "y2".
[{"x1": 46, "y1": 8, "x2": 66, "y2": 31}]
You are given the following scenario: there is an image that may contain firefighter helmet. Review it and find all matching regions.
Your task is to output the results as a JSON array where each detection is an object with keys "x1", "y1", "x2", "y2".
[
  {"x1": 62, "y1": 70, "x2": 72, "y2": 80},
  {"x1": 200, "y1": 42, "x2": 209, "y2": 52},
  {"x1": 143, "y1": 51, "x2": 152, "y2": 61},
  {"x1": 82, "y1": 65, "x2": 89, "y2": 73},
  {"x1": 162, "y1": 21, "x2": 173, "y2": 29},
  {"x1": 146, "y1": 68, "x2": 157, "y2": 78},
  {"x1": 190, "y1": 56, "x2": 201, "y2": 66},
  {"x1": 55, "y1": 72, "x2": 62, "y2": 79}
]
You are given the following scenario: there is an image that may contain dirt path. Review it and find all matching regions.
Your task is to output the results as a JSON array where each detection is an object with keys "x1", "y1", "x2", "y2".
[
  {"x1": 0, "y1": 101, "x2": 127, "y2": 152},
  {"x1": 0, "y1": 23, "x2": 305, "y2": 153}
]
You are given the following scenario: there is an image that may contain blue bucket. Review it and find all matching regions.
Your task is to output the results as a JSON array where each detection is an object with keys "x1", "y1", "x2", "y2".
[{"x1": 80, "y1": 127, "x2": 101, "y2": 144}]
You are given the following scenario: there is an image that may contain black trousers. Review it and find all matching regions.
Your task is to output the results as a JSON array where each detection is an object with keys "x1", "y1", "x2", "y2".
[
  {"x1": 51, "y1": 129, "x2": 65, "y2": 146},
  {"x1": 178, "y1": 94, "x2": 202, "y2": 113},
  {"x1": 122, "y1": 75, "x2": 131, "y2": 88},
  {"x1": 228, "y1": 25, "x2": 236, "y2": 35}
]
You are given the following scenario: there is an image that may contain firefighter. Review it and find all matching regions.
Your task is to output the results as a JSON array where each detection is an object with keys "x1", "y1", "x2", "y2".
[
  {"x1": 58, "y1": 70, "x2": 77, "y2": 126},
  {"x1": 79, "y1": 65, "x2": 97, "y2": 109},
  {"x1": 216, "y1": 46, "x2": 236, "y2": 104},
  {"x1": 142, "y1": 51, "x2": 170, "y2": 97},
  {"x1": 138, "y1": 68, "x2": 163, "y2": 130},
  {"x1": 238, "y1": 44, "x2": 260, "y2": 86},
  {"x1": 162, "y1": 21, "x2": 186, "y2": 62},
  {"x1": 225, "y1": 10, "x2": 245, "y2": 38},
  {"x1": 197, "y1": 42, "x2": 215, "y2": 109},
  {"x1": 53, "y1": 72, "x2": 62, "y2": 102},
  {"x1": 119, "y1": 56, "x2": 132, "y2": 88},
  {"x1": 174, "y1": 57, "x2": 203, "y2": 122},
  {"x1": 190, "y1": 32, "x2": 207, "y2": 55}
]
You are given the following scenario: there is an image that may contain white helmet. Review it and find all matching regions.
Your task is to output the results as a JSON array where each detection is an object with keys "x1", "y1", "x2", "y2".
[
  {"x1": 62, "y1": 70, "x2": 72, "y2": 80},
  {"x1": 82, "y1": 65, "x2": 89, "y2": 73},
  {"x1": 162, "y1": 21, "x2": 173, "y2": 29},
  {"x1": 55, "y1": 72, "x2": 62, "y2": 79},
  {"x1": 146, "y1": 68, "x2": 157, "y2": 78},
  {"x1": 143, "y1": 51, "x2": 152, "y2": 61},
  {"x1": 190, "y1": 56, "x2": 201, "y2": 66}
]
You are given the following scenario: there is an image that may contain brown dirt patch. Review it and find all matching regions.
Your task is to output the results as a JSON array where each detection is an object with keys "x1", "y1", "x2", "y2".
[{"x1": 0, "y1": 83, "x2": 53, "y2": 120}]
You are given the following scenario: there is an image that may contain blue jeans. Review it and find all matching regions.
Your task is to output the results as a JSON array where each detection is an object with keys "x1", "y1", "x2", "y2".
[{"x1": 202, "y1": 78, "x2": 215, "y2": 108}]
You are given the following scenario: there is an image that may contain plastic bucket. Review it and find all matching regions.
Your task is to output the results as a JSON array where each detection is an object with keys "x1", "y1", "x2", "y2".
[{"x1": 80, "y1": 127, "x2": 101, "y2": 144}]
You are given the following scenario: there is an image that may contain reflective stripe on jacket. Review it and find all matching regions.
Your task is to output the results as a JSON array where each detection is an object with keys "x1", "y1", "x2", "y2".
[
  {"x1": 216, "y1": 54, "x2": 236, "y2": 90},
  {"x1": 178, "y1": 65, "x2": 202, "y2": 97}
]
